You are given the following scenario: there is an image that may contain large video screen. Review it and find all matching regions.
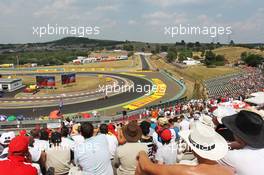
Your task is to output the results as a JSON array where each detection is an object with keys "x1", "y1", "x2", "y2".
[
  {"x1": 36, "y1": 76, "x2": 56, "y2": 87},
  {"x1": 61, "y1": 73, "x2": 76, "y2": 85}
]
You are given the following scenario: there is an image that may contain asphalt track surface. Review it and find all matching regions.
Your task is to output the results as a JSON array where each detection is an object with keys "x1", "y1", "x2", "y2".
[
  {"x1": 140, "y1": 55, "x2": 150, "y2": 70},
  {"x1": 0, "y1": 72, "x2": 152, "y2": 117}
]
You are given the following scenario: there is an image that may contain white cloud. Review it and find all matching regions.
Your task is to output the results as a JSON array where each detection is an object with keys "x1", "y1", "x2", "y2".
[
  {"x1": 94, "y1": 5, "x2": 119, "y2": 12},
  {"x1": 128, "y1": 20, "x2": 137, "y2": 25},
  {"x1": 232, "y1": 8, "x2": 264, "y2": 32},
  {"x1": 0, "y1": 1, "x2": 20, "y2": 15},
  {"x1": 144, "y1": 0, "x2": 208, "y2": 7},
  {"x1": 34, "y1": 0, "x2": 76, "y2": 17},
  {"x1": 143, "y1": 11, "x2": 187, "y2": 26}
]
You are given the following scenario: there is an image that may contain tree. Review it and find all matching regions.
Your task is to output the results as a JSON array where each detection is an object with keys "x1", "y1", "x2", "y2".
[
  {"x1": 209, "y1": 42, "x2": 215, "y2": 50},
  {"x1": 215, "y1": 55, "x2": 225, "y2": 62},
  {"x1": 187, "y1": 42, "x2": 194, "y2": 49},
  {"x1": 128, "y1": 51, "x2": 134, "y2": 57},
  {"x1": 178, "y1": 52, "x2": 187, "y2": 62},
  {"x1": 195, "y1": 41, "x2": 201, "y2": 48},
  {"x1": 146, "y1": 43, "x2": 151, "y2": 49},
  {"x1": 205, "y1": 50, "x2": 216, "y2": 61},
  {"x1": 123, "y1": 44, "x2": 134, "y2": 51},
  {"x1": 178, "y1": 49, "x2": 193, "y2": 62},
  {"x1": 216, "y1": 42, "x2": 222, "y2": 48},
  {"x1": 241, "y1": 52, "x2": 248, "y2": 60},
  {"x1": 161, "y1": 45, "x2": 168, "y2": 52},
  {"x1": 181, "y1": 40, "x2": 185, "y2": 46},
  {"x1": 230, "y1": 40, "x2": 235, "y2": 46},
  {"x1": 168, "y1": 47, "x2": 177, "y2": 53},
  {"x1": 243, "y1": 54, "x2": 264, "y2": 67},
  {"x1": 155, "y1": 44, "x2": 160, "y2": 54},
  {"x1": 166, "y1": 51, "x2": 176, "y2": 63},
  {"x1": 201, "y1": 50, "x2": 205, "y2": 58}
]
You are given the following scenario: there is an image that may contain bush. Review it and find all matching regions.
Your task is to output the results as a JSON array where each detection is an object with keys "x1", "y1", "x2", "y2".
[{"x1": 242, "y1": 53, "x2": 264, "y2": 67}]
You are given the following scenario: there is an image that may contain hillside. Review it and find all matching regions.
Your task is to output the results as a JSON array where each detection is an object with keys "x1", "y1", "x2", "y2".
[
  {"x1": 213, "y1": 46, "x2": 264, "y2": 64},
  {"x1": 44, "y1": 37, "x2": 125, "y2": 46}
]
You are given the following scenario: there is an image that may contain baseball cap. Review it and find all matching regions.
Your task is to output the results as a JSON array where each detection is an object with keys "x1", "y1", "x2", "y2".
[
  {"x1": 8, "y1": 136, "x2": 29, "y2": 154},
  {"x1": 160, "y1": 129, "x2": 172, "y2": 142}
]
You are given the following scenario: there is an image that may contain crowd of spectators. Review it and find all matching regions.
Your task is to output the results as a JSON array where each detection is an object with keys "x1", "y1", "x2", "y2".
[
  {"x1": 205, "y1": 67, "x2": 264, "y2": 99},
  {"x1": 228, "y1": 67, "x2": 264, "y2": 96},
  {"x1": 0, "y1": 93, "x2": 263, "y2": 175}
]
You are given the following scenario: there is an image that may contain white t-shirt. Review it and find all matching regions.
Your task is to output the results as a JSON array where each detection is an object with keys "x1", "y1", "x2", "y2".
[
  {"x1": 179, "y1": 119, "x2": 190, "y2": 131},
  {"x1": 71, "y1": 134, "x2": 85, "y2": 145},
  {"x1": 61, "y1": 137, "x2": 75, "y2": 150},
  {"x1": 152, "y1": 131, "x2": 160, "y2": 147},
  {"x1": 170, "y1": 128, "x2": 176, "y2": 143},
  {"x1": 105, "y1": 134, "x2": 118, "y2": 159},
  {"x1": 218, "y1": 146, "x2": 264, "y2": 175},
  {"x1": 74, "y1": 134, "x2": 113, "y2": 175},
  {"x1": 34, "y1": 139, "x2": 50, "y2": 151},
  {"x1": 29, "y1": 146, "x2": 41, "y2": 162},
  {"x1": 155, "y1": 142, "x2": 178, "y2": 165}
]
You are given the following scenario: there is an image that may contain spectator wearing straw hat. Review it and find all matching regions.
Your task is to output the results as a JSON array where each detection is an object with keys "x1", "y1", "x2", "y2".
[
  {"x1": 114, "y1": 121, "x2": 148, "y2": 175},
  {"x1": 136, "y1": 122, "x2": 234, "y2": 175}
]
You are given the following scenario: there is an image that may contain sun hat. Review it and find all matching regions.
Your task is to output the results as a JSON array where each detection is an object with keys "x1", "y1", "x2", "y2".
[
  {"x1": 8, "y1": 136, "x2": 29, "y2": 154},
  {"x1": 0, "y1": 131, "x2": 15, "y2": 146},
  {"x1": 213, "y1": 106, "x2": 237, "y2": 124},
  {"x1": 150, "y1": 118, "x2": 157, "y2": 123},
  {"x1": 179, "y1": 121, "x2": 228, "y2": 161},
  {"x1": 199, "y1": 114, "x2": 215, "y2": 128},
  {"x1": 158, "y1": 117, "x2": 169, "y2": 126},
  {"x1": 71, "y1": 123, "x2": 80, "y2": 135},
  {"x1": 160, "y1": 129, "x2": 172, "y2": 142},
  {"x1": 222, "y1": 110, "x2": 264, "y2": 148},
  {"x1": 122, "y1": 121, "x2": 142, "y2": 142}
]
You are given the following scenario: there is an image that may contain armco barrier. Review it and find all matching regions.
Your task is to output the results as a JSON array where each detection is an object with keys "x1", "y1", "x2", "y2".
[
  {"x1": 0, "y1": 67, "x2": 64, "y2": 71},
  {"x1": 159, "y1": 69, "x2": 187, "y2": 102}
]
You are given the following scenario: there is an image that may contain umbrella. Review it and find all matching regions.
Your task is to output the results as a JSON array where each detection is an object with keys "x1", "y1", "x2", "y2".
[
  {"x1": 0, "y1": 115, "x2": 7, "y2": 122},
  {"x1": 49, "y1": 110, "x2": 61, "y2": 119},
  {"x1": 82, "y1": 113, "x2": 91, "y2": 119},
  {"x1": 7, "y1": 115, "x2": 16, "y2": 122}
]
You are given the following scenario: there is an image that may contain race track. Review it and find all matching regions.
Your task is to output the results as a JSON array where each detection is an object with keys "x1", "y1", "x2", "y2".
[{"x1": 0, "y1": 72, "x2": 152, "y2": 117}]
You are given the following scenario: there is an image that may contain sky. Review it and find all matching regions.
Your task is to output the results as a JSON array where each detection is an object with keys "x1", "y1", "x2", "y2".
[{"x1": 0, "y1": 0, "x2": 263, "y2": 44}]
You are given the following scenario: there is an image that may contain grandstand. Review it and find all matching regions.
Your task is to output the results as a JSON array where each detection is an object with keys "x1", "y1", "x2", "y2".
[
  {"x1": 204, "y1": 72, "x2": 245, "y2": 98},
  {"x1": 205, "y1": 67, "x2": 264, "y2": 98}
]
